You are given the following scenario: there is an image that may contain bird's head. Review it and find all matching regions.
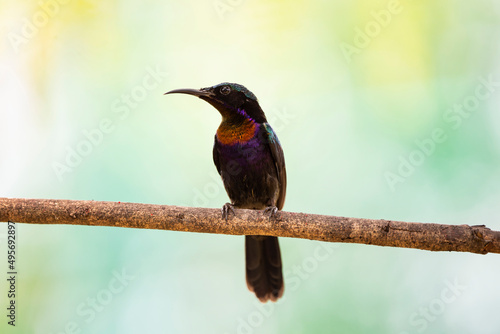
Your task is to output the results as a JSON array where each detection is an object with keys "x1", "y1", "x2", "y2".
[{"x1": 165, "y1": 82, "x2": 267, "y2": 123}]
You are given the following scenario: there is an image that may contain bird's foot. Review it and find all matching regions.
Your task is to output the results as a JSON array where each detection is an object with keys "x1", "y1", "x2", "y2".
[
  {"x1": 263, "y1": 206, "x2": 279, "y2": 220},
  {"x1": 221, "y1": 203, "x2": 236, "y2": 220}
]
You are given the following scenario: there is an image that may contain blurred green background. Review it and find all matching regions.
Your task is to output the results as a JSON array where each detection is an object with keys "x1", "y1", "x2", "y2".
[{"x1": 1, "y1": 0, "x2": 500, "y2": 333}]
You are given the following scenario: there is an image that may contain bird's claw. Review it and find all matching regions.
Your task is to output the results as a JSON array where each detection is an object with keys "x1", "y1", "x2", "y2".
[
  {"x1": 263, "y1": 206, "x2": 279, "y2": 220},
  {"x1": 221, "y1": 203, "x2": 236, "y2": 220}
]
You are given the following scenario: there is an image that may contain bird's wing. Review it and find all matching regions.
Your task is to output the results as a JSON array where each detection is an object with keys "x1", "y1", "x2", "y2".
[
  {"x1": 213, "y1": 135, "x2": 222, "y2": 175},
  {"x1": 263, "y1": 123, "x2": 287, "y2": 210}
]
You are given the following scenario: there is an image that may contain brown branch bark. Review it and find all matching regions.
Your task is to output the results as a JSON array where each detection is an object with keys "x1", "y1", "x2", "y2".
[{"x1": 0, "y1": 197, "x2": 499, "y2": 255}]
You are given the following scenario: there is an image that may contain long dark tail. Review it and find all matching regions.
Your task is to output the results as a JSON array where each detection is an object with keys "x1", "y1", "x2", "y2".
[{"x1": 245, "y1": 236, "x2": 284, "y2": 302}]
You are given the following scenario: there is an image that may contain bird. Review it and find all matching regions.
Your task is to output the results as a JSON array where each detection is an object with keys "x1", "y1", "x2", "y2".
[{"x1": 165, "y1": 82, "x2": 286, "y2": 302}]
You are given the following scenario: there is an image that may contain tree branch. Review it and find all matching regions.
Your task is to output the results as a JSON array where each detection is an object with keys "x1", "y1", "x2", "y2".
[{"x1": 0, "y1": 197, "x2": 499, "y2": 255}]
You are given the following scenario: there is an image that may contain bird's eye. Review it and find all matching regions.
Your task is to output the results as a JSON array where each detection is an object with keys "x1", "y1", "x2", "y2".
[{"x1": 220, "y1": 86, "x2": 231, "y2": 95}]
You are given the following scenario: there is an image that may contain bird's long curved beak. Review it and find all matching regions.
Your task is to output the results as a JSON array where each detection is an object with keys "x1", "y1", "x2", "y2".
[{"x1": 164, "y1": 88, "x2": 214, "y2": 98}]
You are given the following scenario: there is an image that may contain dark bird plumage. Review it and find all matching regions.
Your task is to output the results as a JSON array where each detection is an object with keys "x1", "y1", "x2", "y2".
[{"x1": 165, "y1": 82, "x2": 286, "y2": 302}]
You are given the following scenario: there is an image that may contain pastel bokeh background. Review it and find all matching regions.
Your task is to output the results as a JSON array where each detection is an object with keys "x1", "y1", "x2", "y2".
[{"x1": 2, "y1": 0, "x2": 500, "y2": 333}]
